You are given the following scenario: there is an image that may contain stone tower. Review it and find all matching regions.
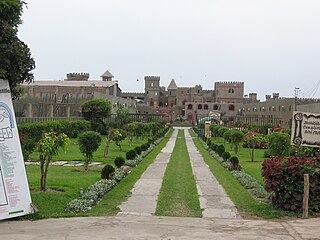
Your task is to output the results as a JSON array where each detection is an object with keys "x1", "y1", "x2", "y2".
[
  {"x1": 144, "y1": 76, "x2": 160, "y2": 107},
  {"x1": 167, "y1": 79, "x2": 178, "y2": 107},
  {"x1": 214, "y1": 81, "x2": 244, "y2": 103}
]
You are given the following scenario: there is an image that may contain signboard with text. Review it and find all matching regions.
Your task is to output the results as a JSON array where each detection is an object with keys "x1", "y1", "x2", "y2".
[
  {"x1": 291, "y1": 111, "x2": 320, "y2": 148},
  {"x1": 0, "y1": 79, "x2": 33, "y2": 220}
]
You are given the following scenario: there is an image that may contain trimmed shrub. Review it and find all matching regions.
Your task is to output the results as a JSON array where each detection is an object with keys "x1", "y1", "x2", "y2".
[
  {"x1": 228, "y1": 156, "x2": 242, "y2": 171},
  {"x1": 262, "y1": 157, "x2": 320, "y2": 212},
  {"x1": 78, "y1": 131, "x2": 102, "y2": 170},
  {"x1": 140, "y1": 143, "x2": 149, "y2": 151},
  {"x1": 126, "y1": 149, "x2": 137, "y2": 160},
  {"x1": 134, "y1": 146, "x2": 142, "y2": 155},
  {"x1": 216, "y1": 144, "x2": 225, "y2": 156},
  {"x1": 114, "y1": 156, "x2": 125, "y2": 168},
  {"x1": 101, "y1": 164, "x2": 115, "y2": 179},
  {"x1": 222, "y1": 151, "x2": 231, "y2": 161}
]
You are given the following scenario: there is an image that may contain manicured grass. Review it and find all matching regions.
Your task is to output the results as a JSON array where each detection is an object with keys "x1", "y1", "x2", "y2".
[
  {"x1": 89, "y1": 129, "x2": 174, "y2": 216},
  {"x1": 29, "y1": 137, "x2": 148, "y2": 165},
  {"x1": 156, "y1": 130, "x2": 202, "y2": 218},
  {"x1": 192, "y1": 131, "x2": 286, "y2": 218},
  {"x1": 25, "y1": 166, "x2": 101, "y2": 219},
  {"x1": 210, "y1": 137, "x2": 266, "y2": 185},
  {"x1": 24, "y1": 130, "x2": 173, "y2": 219}
]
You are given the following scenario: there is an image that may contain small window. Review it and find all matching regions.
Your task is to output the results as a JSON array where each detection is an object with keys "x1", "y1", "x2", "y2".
[
  {"x1": 228, "y1": 88, "x2": 234, "y2": 93},
  {"x1": 229, "y1": 104, "x2": 235, "y2": 111},
  {"x1": 188, "y1": 104, "x2": 193, "y2": 110},
  {"x1": 182, "y1": 100, "x2": 186, "y2": 105},
  {"x1": 151, "y1": 82, "x2": 154, "y2": 87},
  {"x1": 181, "y1": 91, "x2": 184, "y2": 94},
  {"x1": 204, "y1": 104, "x2": 208, "y2": 110},
  {"x1": 155, "y1": 92, "x2": 158, "y2": 96},
  {"x1": 198, "y1": 104, "x2": 202, "y2": 110},
  {"x1": 213, "y1": 104, "x2": 219, "y2": 110}
]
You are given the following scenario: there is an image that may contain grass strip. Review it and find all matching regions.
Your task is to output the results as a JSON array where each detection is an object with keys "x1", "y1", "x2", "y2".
[
  {"x1": 191, "y1": 130, "x2": 286, "y2": 219},
  {"x1": 156, "y1": 130, "x2": 202, "y2": 217},
  {"x1": 89, "y1": 129, "x2": 174, "y2": 216}
]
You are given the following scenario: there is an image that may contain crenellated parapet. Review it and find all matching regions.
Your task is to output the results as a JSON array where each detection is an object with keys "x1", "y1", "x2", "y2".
[{"x1": 66, "y1": 72, "x2": 90, "y2": 81}]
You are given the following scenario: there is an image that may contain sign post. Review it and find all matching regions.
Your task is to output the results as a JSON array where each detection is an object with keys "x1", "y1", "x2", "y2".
[
  {"x1": 291, "y1": 111, "x2": 320, "y2": 147},
  {"x1": 0, "y1": 79, "x2": 33, "y2": 220}
]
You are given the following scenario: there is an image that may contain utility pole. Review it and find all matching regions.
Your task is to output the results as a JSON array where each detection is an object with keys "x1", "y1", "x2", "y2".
[{"x1": 294, "y1": 87, "x2": 300, "y2": 111}]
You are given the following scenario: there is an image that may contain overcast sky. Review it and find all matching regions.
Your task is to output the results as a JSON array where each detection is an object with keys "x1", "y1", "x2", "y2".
[{"x1": 19, "y1": 0, "x2": 320, "y2": 100}]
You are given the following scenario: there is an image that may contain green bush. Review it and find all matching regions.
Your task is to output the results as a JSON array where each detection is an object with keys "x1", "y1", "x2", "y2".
[
  {"x1": 134, "y1": 146, "x2": 142, "y2": 155},
  {"x1": 140, "y1": 143, "x2": 149, "y2": 151},
  {"x1": 18, "y1": 120, "x2": 90, "y2": 141},
  {"x1": 228, "y1": 156, "x2": 242, "y2": 171},
  {"x1": 101, "y1": 164, "x2": 115, "y2": 179},
  {"x1": 78, "y1": 131, "x2": 102, "y2": 170},
  {"x1": 114, "y1": 156, "x2": 125, "y2": 168},
  {"x1": 222, "y1": 151, "x2": 231, "y2": 161},
  {"x1": 216, "y1": 144, "x2": 225, "y2": 156},
  {"x1": 126, "y1": 149, "x2": 137, "y2": 160},
  {"x1": 267, "y1": 132, "x2": 290, "y2": 157}
]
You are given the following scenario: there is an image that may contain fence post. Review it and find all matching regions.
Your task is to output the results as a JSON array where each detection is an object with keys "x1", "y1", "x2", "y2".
[{"x1": 303, "y1": 174, "x2": 309, "y2": 218}]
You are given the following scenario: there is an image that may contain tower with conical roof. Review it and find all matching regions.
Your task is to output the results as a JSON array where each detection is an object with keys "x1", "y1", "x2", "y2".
[
  {"x1": 101, "y1": 70, "x2": 114, "y2": 81},
  {"x1": 167, "y1": 79, "x2": 178, "y2": 107}
]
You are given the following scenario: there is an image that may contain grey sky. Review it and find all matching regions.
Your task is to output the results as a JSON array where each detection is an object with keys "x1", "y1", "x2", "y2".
[{"x1": 19, "y1": 0, "x2": 320, "y2": 100}]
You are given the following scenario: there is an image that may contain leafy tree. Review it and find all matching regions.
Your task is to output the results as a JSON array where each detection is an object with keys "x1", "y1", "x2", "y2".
[
  {"x1": 78, "y1": 131, "x2": 102, "y2": 170},
  {"x1": 267, "y1": 132, "x2": 290, "y2": 157},
  {"x1": 81, "y1": 98, "x2": 111, "y2": 133},
  {"x1": 115, "y1": 107, "x2": 129, "y2": 128},
  {"x1": 0, "y1": 0, "x2": 35, "y2": 99},
  {"x1": 38, "y1": 132, "x2": 69, "y2": 191},
  {"x1": 244, "y1": 132, "x2": 263, "y2": 162},
  {"x1": 229, "y1": 130, "x2": 244, "y2": 154},
  {"x1": 112, "y1": 129, "x2": 127, "y2": 151}
]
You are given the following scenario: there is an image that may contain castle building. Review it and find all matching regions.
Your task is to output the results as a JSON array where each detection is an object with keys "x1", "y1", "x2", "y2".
[
  {"x1": 123, "y1": 77, "x2": 245, "y2": 122},
  {"x1": 14, "y1": 71, "x2": 138, "y2": 118},
  {"x1": 240, "y1": 93, "x2": 320, "y2": 129}
]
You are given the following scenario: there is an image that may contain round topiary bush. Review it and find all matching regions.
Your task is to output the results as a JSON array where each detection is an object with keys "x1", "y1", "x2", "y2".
[
  {"x1": 134, "y1": 146, "x2": 142, "y2": 155},
  {"x1": 126, "y1": 149, "x2": 137, "y2": 160},
  {"x1": 230, "y1": 156, "x2": 239, "y2": 166},
  {"x1": 140, "y1": 143, "x2": 148, "y2": 151},
  {"x1": 222, "y1": 152, "x2": 231, "y2": 161},
  {"x1": 216, "y1": 144, "x2": 225, "y2": 156},
  {"x1": 114, "y1": 156, "x2": 125, "y2": 168},
  {"x1": 101, "y1": 164, "x2": 115, "y2": 179}
]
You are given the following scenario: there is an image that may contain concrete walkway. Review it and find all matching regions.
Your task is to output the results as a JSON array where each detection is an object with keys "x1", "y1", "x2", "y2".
[
  {"x1": 184, "y1": 129, "x2": 241, "y2": 219},
  {"x1": 117, "y1": 129, "x2": 178, "y2": 216},
  {"x1": 1, "y1": 215, "x2": 319, "y2": 240}
]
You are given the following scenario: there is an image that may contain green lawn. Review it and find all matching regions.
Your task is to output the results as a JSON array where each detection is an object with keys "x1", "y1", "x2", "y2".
[
  {"x1": 25, "y1": 166, "x2": 101, "y2": 219},
  {"x1": 210, "y1": 137, "x2": 266, "y2": 185},
  {"x1": 89, "y1": 129, "x2": 173, "y2": 216},
  {"x1": 193, "y1": 133, "x2": 286, "y2": 218},
  {"x1": 25, "y1": 130, "x2": 173, "y2": 219},
  {"x1": 156, "y1": 130, "x2": 202, "y2": 218},
  {"x1": 29, "y1": 137, "x2": 148, "y2": 165}
]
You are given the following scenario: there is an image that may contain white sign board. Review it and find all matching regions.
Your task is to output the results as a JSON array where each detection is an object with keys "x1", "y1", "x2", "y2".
[
  {"x1": 0, "y1": 79, "x2": 33, "y2": 220},
  {"x1": 291, "y1": 111, "x2": 320, "y2": 148}
]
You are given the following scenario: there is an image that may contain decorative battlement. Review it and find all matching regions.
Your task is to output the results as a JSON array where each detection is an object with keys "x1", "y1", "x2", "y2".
[
  {"x1": 66, "y1": 72, "x2": 90, "y2": 81},
  {"x1": 144, "y1": 76, "x2": 160, "y2": 80},
  {"x1": 215, "y1": 81, "x2": 244, "y2": 85}
]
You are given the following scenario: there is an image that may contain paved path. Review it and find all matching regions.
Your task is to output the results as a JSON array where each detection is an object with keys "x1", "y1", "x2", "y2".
[
  {"x1": 184, "y1": 129, "x2": 241, "y2": 219},
  {"x1": 117, "y1": 129, "x2": 178, "y2": 216},
  {"x1": 1, "y1": 215, "x2": 319, "y2": 240}
]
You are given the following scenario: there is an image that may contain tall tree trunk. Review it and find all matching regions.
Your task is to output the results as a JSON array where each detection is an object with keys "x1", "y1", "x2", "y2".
[
  {"x1": 42, "y1": 157, "x2": 51, "y2": 192},
  {"x1": 105, "y1": 128, "x2": 113, "y2": 159},
  {"x1": 40, "y1": 159, "x2": 45, "y2": 191},
  {"x1": 251, "y1": 143, "x2": 256, "y2": 162}
]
